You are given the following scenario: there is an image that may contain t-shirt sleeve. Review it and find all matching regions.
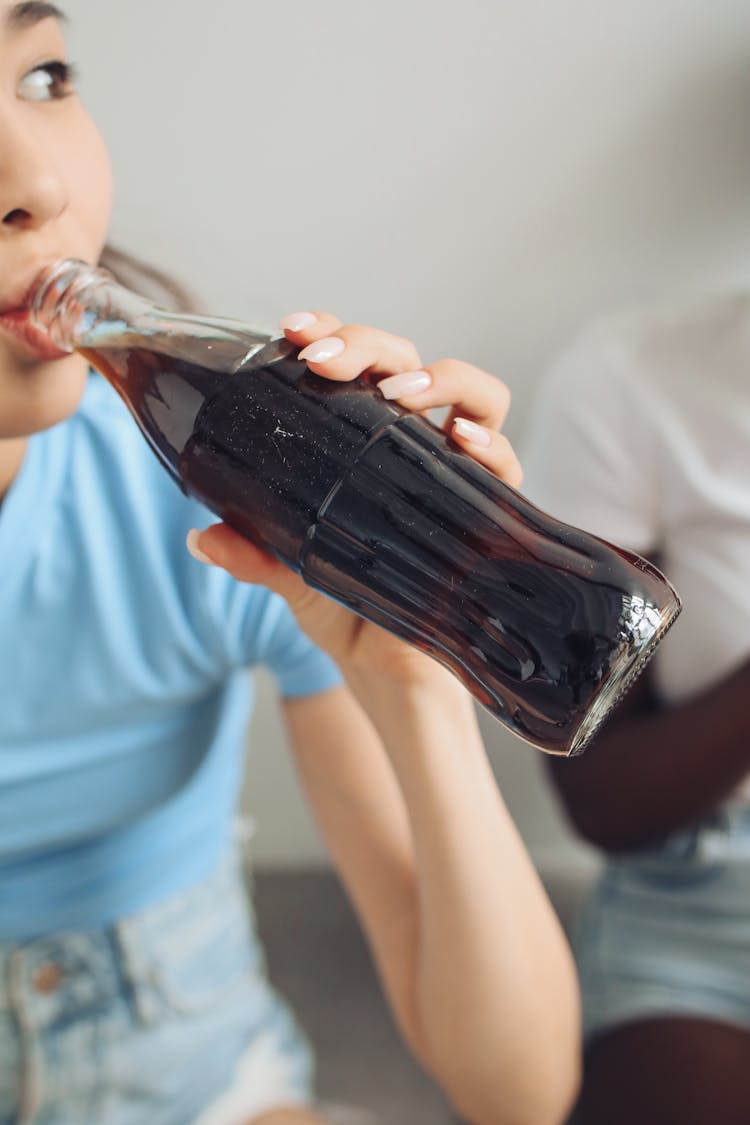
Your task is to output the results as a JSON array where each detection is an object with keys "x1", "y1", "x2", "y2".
[
  {"x1": 520, "y1": 322, "x2": 660, "y2": 555},
  {"x1": 243, "y1": 589, "x2": 343, "y2": 698},
  {"x1": 196, "y1": 562, "x2": 342, "y2": 698}
]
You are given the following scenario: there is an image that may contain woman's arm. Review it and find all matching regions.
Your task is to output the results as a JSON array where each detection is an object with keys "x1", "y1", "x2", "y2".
[
  {"x1": 546, "y1": 658, "x2": 750, "y2": 853},
  {"x1": 191, "y1": 312, "x2": 581, "y2": 1125},
  {"x1": 283, "y1": 674, "x2": 580, "y2": 1125}
]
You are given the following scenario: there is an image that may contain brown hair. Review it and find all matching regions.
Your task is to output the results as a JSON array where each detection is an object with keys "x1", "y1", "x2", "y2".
[{"x1": 99, "y1": 244, "x2": 198, "y2": 313}]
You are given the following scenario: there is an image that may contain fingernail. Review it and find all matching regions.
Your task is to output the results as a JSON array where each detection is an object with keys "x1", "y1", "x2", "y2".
[
  {"x1": 298, "y1": 336, "x2": 346, "y2": 363},
  {"x1": 378, "y1": 370, "x2": 432, "y2": 400},
  {"x1": 278, "y1": 311, "x2": 317, "y2": 332},
  {"x1": 186, "y1": 529, "x2": 214, "y2": 565},
  {"x1": 454, "y1": 417, "x2": 491, "y2": 447}
]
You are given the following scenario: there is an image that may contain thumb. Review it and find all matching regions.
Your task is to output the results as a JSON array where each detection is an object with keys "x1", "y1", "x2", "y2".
[{"x1": 186, "y1": 523, "x2": 314, "y2": 612}]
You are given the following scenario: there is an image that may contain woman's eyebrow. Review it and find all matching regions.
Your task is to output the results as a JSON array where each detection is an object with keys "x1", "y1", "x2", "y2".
[{"x1": 6, "y1": 2, "x2": 66, "y2": 32}]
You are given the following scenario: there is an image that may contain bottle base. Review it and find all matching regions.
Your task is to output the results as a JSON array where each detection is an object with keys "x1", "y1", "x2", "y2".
[{"x1": 567, "y1": 597, "x2": 682, "y2": 757}]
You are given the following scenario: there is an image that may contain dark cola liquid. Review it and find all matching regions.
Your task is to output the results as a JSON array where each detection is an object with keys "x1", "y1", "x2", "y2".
[{"x1": 82, "y1": 339, "x2": 680, "y2": 755}]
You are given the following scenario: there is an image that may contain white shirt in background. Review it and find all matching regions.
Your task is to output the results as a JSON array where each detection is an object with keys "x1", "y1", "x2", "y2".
[{"x1": 521, "y1": 293, "x2": 750, "y2": 801}]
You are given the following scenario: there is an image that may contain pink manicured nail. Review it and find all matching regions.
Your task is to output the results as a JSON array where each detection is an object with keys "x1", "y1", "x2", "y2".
[
  {"x1": 278, "y1": 311, "x2": 317, "y2": 332},
  {"x1": 298, "y1": 336, "x2": 346, "y2": 363},
  {"x1": 378, "y1": 370, "x2": 432, "y2": 400},
  {"x1": 454, "y1": 417, "x2": 491, "y2": 447},
  {"x1": 186, "y1": 529, "x2": 214, "y2": 565}
]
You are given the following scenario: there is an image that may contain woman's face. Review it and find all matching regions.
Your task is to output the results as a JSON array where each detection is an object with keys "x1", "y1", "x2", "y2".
[{"x1": 0, "y1": 1, "x2": 112, "y2": 439}]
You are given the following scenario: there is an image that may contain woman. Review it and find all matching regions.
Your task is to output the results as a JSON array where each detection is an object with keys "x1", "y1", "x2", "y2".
[{"x1": 0, "y1": 4, "x2": 580, "y2": 1124}]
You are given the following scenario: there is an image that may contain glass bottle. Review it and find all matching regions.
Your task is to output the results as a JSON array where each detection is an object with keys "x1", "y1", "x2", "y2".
[{"x1": 28, "y1": 259, "x2": 680, "y2": 755}]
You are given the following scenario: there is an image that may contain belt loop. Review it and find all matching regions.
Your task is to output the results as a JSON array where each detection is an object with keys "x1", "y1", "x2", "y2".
[
  {"x1": 6, "y1": 950, "x2": 44, "y2": 1123},
  {"x1": 110, "y1": 921, "x2": 161, "y2": 1027}
]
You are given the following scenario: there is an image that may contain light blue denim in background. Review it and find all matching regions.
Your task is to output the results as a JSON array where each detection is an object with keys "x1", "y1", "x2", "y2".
[
  {"x1": 576, "y1": 804, "x2": 750, "y2": 1043},
  {"x1": 0, "y1": 852, "x2": 314, "y2": 1125}
]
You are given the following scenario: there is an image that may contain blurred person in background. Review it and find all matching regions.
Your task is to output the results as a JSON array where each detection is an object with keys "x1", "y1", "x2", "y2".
[{"x1": 522, "y1": 293, "x2": 750, "y2": 1125}]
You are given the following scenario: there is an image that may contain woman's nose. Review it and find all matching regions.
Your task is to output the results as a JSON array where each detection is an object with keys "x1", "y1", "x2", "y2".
[{"x1": 0, "y1": 117, "x2": 67, "y2": 233}]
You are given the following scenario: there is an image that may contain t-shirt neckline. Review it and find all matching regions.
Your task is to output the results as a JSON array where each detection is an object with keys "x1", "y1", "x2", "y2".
[{"x1": 0, "y1": 420, "x2": 69, "y2": 595}]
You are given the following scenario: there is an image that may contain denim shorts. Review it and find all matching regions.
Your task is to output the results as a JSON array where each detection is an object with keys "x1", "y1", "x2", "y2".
[
  {"x1": 575, "y1": 804, "x2": 750, "y2": 1043},
  {"x1": 0, "y1": 852, "x2": 314, "y2": 1125}
]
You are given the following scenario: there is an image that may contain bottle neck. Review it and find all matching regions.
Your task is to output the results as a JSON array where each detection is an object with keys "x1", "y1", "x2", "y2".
[
  {"x1": 28, "y1": 259, "x2": 152, "y2": 352},
  {"x1": 27, "y1": 259, "x2": 274, "y2": 372}
]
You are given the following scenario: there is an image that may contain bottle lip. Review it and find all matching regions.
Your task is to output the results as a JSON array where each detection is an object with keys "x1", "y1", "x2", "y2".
[
  {"x1": 27, "y1": 258, "x2": 114, "y2": 352},
  {"x1": 29, "y1": 258, "x2": 107, "y2": 316}
]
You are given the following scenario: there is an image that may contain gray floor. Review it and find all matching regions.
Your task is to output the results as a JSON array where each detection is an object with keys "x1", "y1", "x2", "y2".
[
  {"x1": 253, "y1": 868, "x2": 589, "y2": 1124},
  {"x1": 253, "y1": 869, "x2": 456, "y2": 1123}
]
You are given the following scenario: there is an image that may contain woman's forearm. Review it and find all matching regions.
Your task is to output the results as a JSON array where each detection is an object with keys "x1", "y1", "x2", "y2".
[
  {"x1": 547, "y1": 657, "x2": 750, "y2": 852},
  {"x1": 346, "y1": 670, "x2": 581, "y2": 1125}
]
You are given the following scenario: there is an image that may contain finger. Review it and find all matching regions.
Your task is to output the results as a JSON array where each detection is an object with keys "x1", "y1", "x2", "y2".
[
  {"x1": 277, "y1": 310, "x2": 343, "y2": 347},
  {"x1": 380, "y1": 359, "x2": 511, "y2": 431},
  {"x1": 451, "y1": 418, "x2": 523, "y2": 489},
  {"x1": 293, "y1": 323, "x2": 422, "y2": 383}
]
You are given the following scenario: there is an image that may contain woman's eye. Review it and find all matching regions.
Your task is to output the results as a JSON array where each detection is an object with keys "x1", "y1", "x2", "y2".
[{"x1": 18, "y1": 61, "x2": 77, "y2": 102}]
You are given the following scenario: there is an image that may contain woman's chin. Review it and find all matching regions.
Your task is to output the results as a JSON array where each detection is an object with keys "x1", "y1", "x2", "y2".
[{"x1": 1, "y1": 351, "x2": 93, "y2": 439}]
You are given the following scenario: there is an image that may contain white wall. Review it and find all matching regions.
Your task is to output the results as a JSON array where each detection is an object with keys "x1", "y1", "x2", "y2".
[{"x1": 66, "y1": 0, "x2": 750, "y2": 867}]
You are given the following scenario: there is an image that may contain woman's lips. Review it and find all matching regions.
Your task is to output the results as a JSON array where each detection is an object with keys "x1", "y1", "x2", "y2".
[{"x1": 0, "y1": 310, "x2": 70, "y2": 361}]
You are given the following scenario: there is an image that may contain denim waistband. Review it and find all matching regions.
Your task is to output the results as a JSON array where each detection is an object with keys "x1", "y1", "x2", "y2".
[
  {"x1": 0, "y1": 851, "x2": 278, "y2": 1124},
  {"x1": 0, "y1": 850, "x2": 251, "y2": 1016}
]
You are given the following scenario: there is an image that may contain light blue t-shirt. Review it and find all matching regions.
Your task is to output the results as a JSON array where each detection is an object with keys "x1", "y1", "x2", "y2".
[{"x1": 0, "y1": 375, "x2": 341, "y2": 941}]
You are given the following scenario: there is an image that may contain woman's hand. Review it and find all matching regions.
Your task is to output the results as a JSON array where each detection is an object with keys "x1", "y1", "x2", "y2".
[{"x1": 186, "y1": 312, "x2": 521, "y2": 682}]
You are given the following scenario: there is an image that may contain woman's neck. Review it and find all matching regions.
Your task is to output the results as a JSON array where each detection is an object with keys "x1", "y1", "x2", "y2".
[{"x1": 0, "y1": 438, "x2": 27, "y2": 502}]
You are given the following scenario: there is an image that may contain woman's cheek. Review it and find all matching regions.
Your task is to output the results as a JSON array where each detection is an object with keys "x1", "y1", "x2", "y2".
[{"x1": 67, "y1": 110, "x2": 114, "y2": 256}]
